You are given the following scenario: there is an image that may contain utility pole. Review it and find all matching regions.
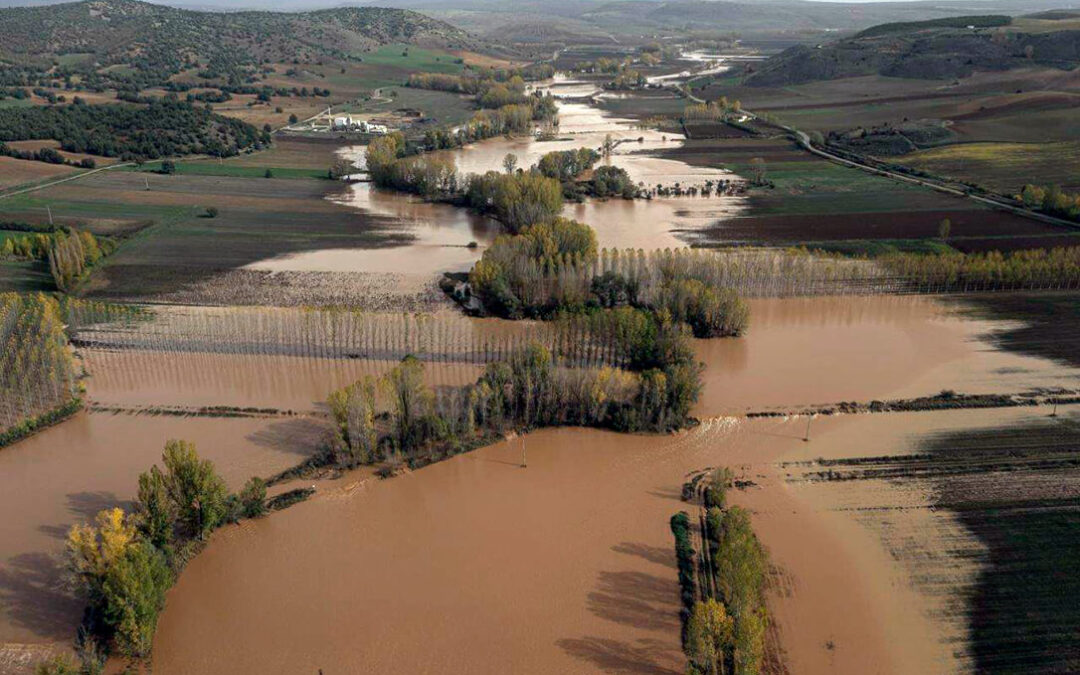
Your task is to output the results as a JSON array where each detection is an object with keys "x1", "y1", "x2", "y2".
[
  {"x1": 803, "y1": 414, "x2": 812, "y2": 442},
  {"x1": 1050, "y1": 401, "x2": 1058, "y2": 418},
  {"x1": 521, "y1": 432, "x2": 527, "y2": 468},
  {"x1": 47, "y1": 205, "x2": 53, "y2": 225},
  {"x1": 144, "y1": 176, "x2": 150, "y2": 191}
]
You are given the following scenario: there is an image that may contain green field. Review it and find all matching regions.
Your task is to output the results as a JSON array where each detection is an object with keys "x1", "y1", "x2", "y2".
[
  {"x1": 0, "y1": 259, "x2": 52, "y2": 292},
  {"x1": 127, "y1": 161, "x2": 330, "y2": 180},
  {"x1": 338, "y1": 87, "x2": 477, "y2": 128},
  {"x1": 359, "y1": 43, "x2": 463, "y2": 74},
  {"x1": 898, "y1": 141, "x2": 1080, "y2": 193}
]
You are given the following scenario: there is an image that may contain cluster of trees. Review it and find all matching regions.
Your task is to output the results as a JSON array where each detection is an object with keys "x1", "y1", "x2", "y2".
[
  {"x1": 881, "y1": 246, "x2": 1080, "y2": 291},
  {"x1": 0, "y1": 99, "x2": 268, "y2": 159},
  {"x1": 0, "y1": 293, "x2": 78, "y2": 442},
  {"x1": 405, "y1": 63, "x2": 554, "y2": 99},
  {"x1": 62, "y1": 441, "x2": 267, "y2": 664},
  {"x1": 419, "y1": 94, "x2": 557, "y2": 154},
  {"x1": 47, "y1": 229, "x2": 113, "y2": 292},
  {"x1": 467, "y1": 222, "x2": 750, "y2": 337},
  {"x1": 683, "y1": 97, "x2": 742, "y2": 121},
  {"x1": 0, "y1": 226, "x2": 114, "y2": 291},
  {"x1": 367, "y1": 133, "x2": 564, "y2": 233},
  {"x1": 674, "y1": 468, "x2": 769, "y2": 675},
  {"x1": 1019, "y1": 184, "x2": 1080, "y2": 221},
  {"x1": 462, "y1": 171, "x2": 563, "y2": 232},
  {"x1": 604, "y1": 68, "x2": 647, "y2": 91},
  {"x1": 536, "y1": 148, "x2": 601, "y2": 182},
  {"x1": 328, "y1": 342, "x2": 700, "y2": 472},
  {"x1": 0, "y1": 142, "x2": 95, "y2": 168},
  {"x1": 573, "y1": 57, "x2": 631, "y2": 74}
]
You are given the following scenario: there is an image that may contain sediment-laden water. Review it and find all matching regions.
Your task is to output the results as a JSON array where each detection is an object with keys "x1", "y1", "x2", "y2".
[{"x1": 245, "y1": 76, "x2": 746, "y2": 278}]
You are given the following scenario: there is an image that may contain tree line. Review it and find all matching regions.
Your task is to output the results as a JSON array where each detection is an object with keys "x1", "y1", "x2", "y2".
[
  {"x1": 0, "y1": 98, "x2": 268, "y2": 160},
  {"x1": 0, "y1": 293, "x2": 79, "y2": 444},
  {"x1": 0, "y1": 142, "x2": 96, "y2": 168},
  {"x1": 881, "y1": 246, "x2": 1080, "y2": 292},
  {"x1": 467, "y1": 220, "x2": 750, "y2": 337},
  {"x1": 1019, "y1": 184, "x2": 1080, "y2": 222},
  {"x1": 1, "y1": 227, "x2": 117, "y2": 292},
  {"x1": 328, "y1": 340, "x2": 702, "y2": 473},
  {"x1": 674, "y1": 468, "x2": 770, "y2": 675}
]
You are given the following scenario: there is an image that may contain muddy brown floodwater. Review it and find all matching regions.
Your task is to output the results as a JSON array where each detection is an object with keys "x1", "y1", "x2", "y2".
[
  {"x1": 0, "y1": 413, "x2": 328, "y2": 672},
  {"x1": 244, "y1": 76, "x2": 746, "y2": 279},
  {"x1": 694, "y1": 295, "x2": 1080, "y2": 415},
  {"x1": 150, "y1": 294, "x2": 1080, "y2": 675}
]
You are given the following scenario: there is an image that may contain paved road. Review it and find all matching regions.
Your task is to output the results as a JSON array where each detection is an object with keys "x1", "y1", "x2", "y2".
[{"x1": 672, "y1": 81, "x2": 1078, "y2": 231}]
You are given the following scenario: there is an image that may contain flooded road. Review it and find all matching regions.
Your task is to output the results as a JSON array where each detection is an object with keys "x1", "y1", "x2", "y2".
[{"x1": 246, "y1": 76, "x2": 745, "y2": 277}]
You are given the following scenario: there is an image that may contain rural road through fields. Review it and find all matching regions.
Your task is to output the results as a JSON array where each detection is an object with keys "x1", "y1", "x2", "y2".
[
  {"x1": 0, "y1": 161, "x2": 135, "y2": 201},
  {"x1": 674, "y1": 82, "x2": 1080, "y2": 231}
]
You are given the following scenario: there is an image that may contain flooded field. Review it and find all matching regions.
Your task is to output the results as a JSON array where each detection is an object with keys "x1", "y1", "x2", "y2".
[
  {"x1": 694, "y1": 295, "x2": 1080, "y2": 415},
  {"x1": 248, "y1": 76, "x2": 746, "y2": 277},
  {"x1": 81, "y1": 350, "x2": 483, "y2": 411},
  {"x1": 0, "y1": 412, "x2": 328, "y2": 672}
]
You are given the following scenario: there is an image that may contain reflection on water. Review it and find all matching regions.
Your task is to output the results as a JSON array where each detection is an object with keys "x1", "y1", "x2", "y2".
[{"x1": 247, "y1": 75, "x2": 746, "y2": 275}]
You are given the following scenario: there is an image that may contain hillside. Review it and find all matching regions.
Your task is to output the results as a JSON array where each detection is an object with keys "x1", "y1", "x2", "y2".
[
  {"x1": 375, "y1": 0, "x2": 1066, "y2": 44},
  {"x1": 746, "y1": 15, "x2": 1080, "y2": 86},
  {"x1": 0, "y1": 0, "x2": 476, "y2": 90}
]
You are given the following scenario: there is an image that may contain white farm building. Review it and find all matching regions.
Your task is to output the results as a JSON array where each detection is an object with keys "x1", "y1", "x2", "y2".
[{"x1": 332, "y1": 116, "x2": 389, "y2": 134}]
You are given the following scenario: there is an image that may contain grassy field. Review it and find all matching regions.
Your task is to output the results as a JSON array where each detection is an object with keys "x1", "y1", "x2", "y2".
[
  {"x1": 337, "y1": 87, "x2": 478, "y2": 128},
  {"x1": 127, "y1": 161, "x2": 330, "y2": 181},
  {"x1": 0, "y1": 259, "x2": 52, "y2": 292},
  {"x1": 898, "y1": 141, "x2": 1080, "y2": 193},
  {"x1": 357, "y1": 43, "x2": 464, "y2": 77},
  {"x1": 0, "y1": 156, "x2": 79, "y2": 192},
  {"x1": 0, "y1": 149, "x2": 413, "y2": 302}
]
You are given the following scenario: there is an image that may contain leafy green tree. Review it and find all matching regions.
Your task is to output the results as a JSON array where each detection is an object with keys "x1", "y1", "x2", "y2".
[
  {"x1": 239, "y1": 477, "x2": 268, "y2": 518},
  {"x1": 161, "y1": 440, "x2": 228, "y2": 538},
  {"x1": 687, "y1": 599, "x2": 735, "y2": 675},
  {"x1": 100, "y1": 541, "x2": 172, "y2": 658},
  {"x1": 135, "y1": 466, "x2": 175, "y2": 550}
]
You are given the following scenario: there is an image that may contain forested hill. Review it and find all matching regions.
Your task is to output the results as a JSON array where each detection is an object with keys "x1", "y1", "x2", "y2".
[
  {"x1": 745, "y1": 15, "x2": 1080, "y2": 86},
  {"x1": 0, "y1": 0, "x2": 475, "y2": 87}
]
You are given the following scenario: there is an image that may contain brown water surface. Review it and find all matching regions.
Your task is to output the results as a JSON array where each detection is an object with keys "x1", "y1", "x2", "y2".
[
  {"x1": 247, "y1": 77, "x2": 745, "y2": 276},
  {"x1": 694, "y1": 295, "x2": 1080, "y2": 415},
  {"x1": 150, "y1": 413, "x2": 965, "y2": 675},
  {"x1": 0, "y1": 412, "x2": 327, "y2": 668}
]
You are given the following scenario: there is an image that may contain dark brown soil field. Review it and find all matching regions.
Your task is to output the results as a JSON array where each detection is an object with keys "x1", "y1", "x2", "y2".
[
  {"x1": 793, "y1": 409, "x2": 1080, "y2": 674},
  {"x1": 951, "y1": 293, "x2": 1080, "y2": 369},
  {"x1": 693, "y1": 209, "x2": 1079, "y2": 250}
]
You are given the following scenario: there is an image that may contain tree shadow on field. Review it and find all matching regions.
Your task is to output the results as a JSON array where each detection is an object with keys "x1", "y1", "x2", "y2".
[
  {"x1": 66, "y1": 490, "x2": 126, "y2": 520},
  {"x1": 247, "y1": 418, "x2": 328, "y2": 457},
  {"x1": 646, "y1": 486, "x2": 685, "y2": 503},
  {"x1": 39, "y1": 491, "x2": 127, "y2": 540},
  {"x1": 586, "y1": 570, "x2": 680, "y2": 632},
  {"x1": 612, "y1": 542, "x2": 676, "y2": 570},
  {"x1": 557, "y1": 636, "x2": 682, "y2": 675},
  {"x1": 0, "y1": 552, "x2": 81, "y2": 641}
]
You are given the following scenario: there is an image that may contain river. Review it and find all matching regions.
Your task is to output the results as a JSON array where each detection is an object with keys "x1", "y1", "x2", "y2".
[{"x1": 243, "y1": 75, "x2": 746, "y2": 279}]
